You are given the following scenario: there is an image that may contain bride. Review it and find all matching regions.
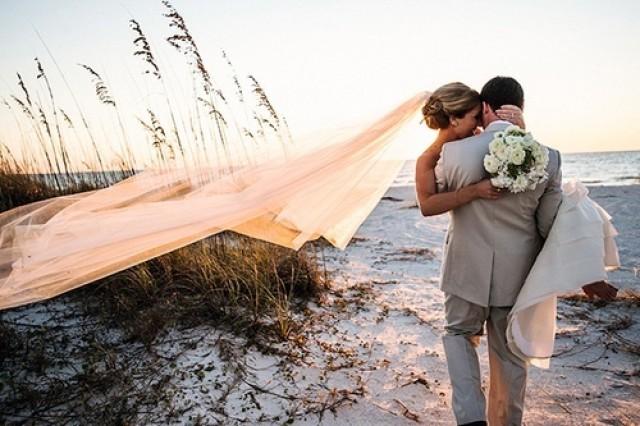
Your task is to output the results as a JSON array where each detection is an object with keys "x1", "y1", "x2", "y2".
[{"x1": 414, "y1": 81, "x2": 617, "y2": 299}]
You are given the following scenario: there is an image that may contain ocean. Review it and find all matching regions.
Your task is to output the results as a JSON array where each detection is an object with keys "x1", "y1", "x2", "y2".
[
  {"x1": 27, "y1": 150, "x2": 639, "y2": 190},
  {"x1": 393, "y1": 150, "x2": 640, "y2": 187}
]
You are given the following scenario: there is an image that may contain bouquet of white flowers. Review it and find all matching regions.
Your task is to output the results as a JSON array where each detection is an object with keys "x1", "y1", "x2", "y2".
[{"x1": 483, "y1": 125, "x2": 549, "y2": 193}]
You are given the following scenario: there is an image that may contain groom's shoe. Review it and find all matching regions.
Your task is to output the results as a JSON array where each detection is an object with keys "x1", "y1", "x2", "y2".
[{"x1": 459, "y1": 422, "x2": 487, "y2": 426}]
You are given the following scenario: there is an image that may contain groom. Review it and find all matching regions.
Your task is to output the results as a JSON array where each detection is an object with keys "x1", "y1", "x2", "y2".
[{"x1": 433, "y1": 76, "x2": 562, "y2": 426}]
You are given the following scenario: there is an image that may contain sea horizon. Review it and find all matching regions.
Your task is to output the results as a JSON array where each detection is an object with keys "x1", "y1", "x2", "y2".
[
  {"x1": 15, "y1": 148, "x2": 640, "y2": 189},
  {"x1": 396, "y1": 149, "x2": 640, "y2": 187}
]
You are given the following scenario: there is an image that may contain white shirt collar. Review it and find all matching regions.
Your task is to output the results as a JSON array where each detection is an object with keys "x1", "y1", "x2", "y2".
[{"x1": 484, "y1": 120, "x2": 511, "y2": 132}]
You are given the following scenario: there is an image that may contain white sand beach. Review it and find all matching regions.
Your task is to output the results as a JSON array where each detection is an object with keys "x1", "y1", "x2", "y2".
[
  {"x1": 1, "y1": 0, "x2": 639, "y2": 423},
  {"x1": 282, "y1": 184, "x2": 639, "y2": 425},
  {"x1": 1, "y1": 184, "x2": 638, "y2": 425}
]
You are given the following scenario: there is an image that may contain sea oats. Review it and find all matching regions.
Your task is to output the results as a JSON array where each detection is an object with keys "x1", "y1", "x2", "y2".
[
  {"x1": 11, "y1": 96, "x2": 35, "y2": 120},
  {"x1": 162, "y1": 0, "x2": 212, "y2": 93},
  {"x1": 197, "y1": 96, "x2": 228, "y2": 127},
  {"x1": 248, "y1": 75, "x2": 280, "y2": 128},
  {"x1": 16, "y1": 73, "x2": 32, "y2": 107},
  {"x1": 129, "y1": 19, "x2": 161, "y2": 79},
  {"x1": 78, "y1": 64, "x2": 116, "y2": 107},
  {"x1": 35, "y1": 57, "x2": 71, "y2": 176},
  {"x1": 59, "y1": 108, "x2": 74, "y2": 128},
  {"x1": 138, "y1": 109, "x2": 174, "y2": 162},
  {"x1": 223, "y1": 50, "x2": 245, "y2": 103}
]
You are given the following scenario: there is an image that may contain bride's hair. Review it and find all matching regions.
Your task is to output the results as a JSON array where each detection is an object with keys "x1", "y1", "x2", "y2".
[{"x1": 422, "y1": 82, "x2": 481, "y2": 130}]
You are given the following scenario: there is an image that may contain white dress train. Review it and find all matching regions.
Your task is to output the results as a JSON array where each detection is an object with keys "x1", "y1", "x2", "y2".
[{"x1": 506, "y1": 180, "x2": 620, "y2": 368}]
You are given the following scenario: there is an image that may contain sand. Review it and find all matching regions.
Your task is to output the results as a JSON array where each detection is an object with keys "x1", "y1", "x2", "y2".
[
  {"x1": 1, "y1": 184, "x2": 638, "y2": 424},
  {"x1": 165, "y1": 183, "x2": 640, "y2": 424}
]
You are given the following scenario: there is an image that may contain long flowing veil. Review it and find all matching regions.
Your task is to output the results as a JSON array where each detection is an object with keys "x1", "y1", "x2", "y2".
[{"x1": 0, "y1": 92, "x2": 430, "y2": 310}]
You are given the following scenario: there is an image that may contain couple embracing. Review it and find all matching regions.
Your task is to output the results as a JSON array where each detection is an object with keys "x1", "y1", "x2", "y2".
[{"x1": 415, "y1": 76, "x2": 617, "y2": 425}]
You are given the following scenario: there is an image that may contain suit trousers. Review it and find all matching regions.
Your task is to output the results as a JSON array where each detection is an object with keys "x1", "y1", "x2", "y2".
[{"x1": 442, "y1": 293, "x2": 527, "y2": 426}]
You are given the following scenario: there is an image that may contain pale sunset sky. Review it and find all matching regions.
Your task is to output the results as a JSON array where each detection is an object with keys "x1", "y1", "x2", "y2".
[{"x1": 1, "y1": 0, "x2": 639, "y2": 163}]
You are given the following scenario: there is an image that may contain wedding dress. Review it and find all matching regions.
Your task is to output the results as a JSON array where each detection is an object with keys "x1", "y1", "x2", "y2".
[{"x1": 506, "y1": 180, "x2": 620, "y2": 368}]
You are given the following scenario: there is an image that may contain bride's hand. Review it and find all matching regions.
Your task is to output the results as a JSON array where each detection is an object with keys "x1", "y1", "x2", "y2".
[
  {"x1": 496, "y1": 105, "x2": 525, "y2": 129},
  {"x1": 582, "y1": 280, "x2": 618, "y2": 300},
  {"x1": 471, "y1": 179, "x2": 502, "y2": 200}
]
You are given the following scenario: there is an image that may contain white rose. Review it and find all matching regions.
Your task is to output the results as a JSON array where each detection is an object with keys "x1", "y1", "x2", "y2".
[
  {"x1": 534, "y1": 146, "x2": 549, "y2": 166},
  {"x1": 484, "y1": 154, "x2": 500, "y2": 173},
  {"x1": 531, "y1": 143, "x2": 541, "y2": 153},
  {"x1": 505, "y1": 125, "x2": 521, "y2": 134},
  {"x1": 540, "y1": 146, "x2": 549, "y2": 161},
  {"x1": 510, "y1": 146, "x2": 526, "y2": 165},
  {"x1": 521, "y1": 138, "x2": 534, "y2": 148},
  {"x1": 491, "y1": 175, "x2": 513, "y2": 189},
  {"x1": 489, "y1": 138, "x2": 503, "y2": 152},
  {"x1": 512, "y1": 175, "x2": 528, "y2": 193},
  {"x1": 494, "y1": 144, "x2": 509, "y2": 161}
]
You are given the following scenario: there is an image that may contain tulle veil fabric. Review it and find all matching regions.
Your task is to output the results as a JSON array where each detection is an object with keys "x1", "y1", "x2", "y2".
[{"x1": 0, "y1": 92, "x2": 430, "y2": 310}]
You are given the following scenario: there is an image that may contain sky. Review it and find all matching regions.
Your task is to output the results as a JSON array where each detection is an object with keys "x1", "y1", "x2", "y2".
[{"x1": 1, "y1": 0, "x2": 639, "y2": 165}]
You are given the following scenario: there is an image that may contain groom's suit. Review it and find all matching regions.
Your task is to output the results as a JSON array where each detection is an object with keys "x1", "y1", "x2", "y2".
[{"x1": 434, "y1": 121, "x2": 562, "y2": 425}]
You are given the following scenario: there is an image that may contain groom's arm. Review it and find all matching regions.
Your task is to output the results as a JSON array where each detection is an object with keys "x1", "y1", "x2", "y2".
[{"x1": 535, "y1": 150, "x2": 563, "y2": 239}]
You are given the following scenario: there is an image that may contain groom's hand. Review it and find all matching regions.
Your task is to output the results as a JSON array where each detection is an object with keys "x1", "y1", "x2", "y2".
[{"x1": 582, "y1": 281, "x2": 618, "y2": 301}]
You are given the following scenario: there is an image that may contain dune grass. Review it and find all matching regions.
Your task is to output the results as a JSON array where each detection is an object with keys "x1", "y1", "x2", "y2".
[
  {"x1": 0, "y1": 0, "x2": 320, "y2": 330},
  {"x1": 0, "y1": 2, "x2": 330, "y2": 422}
]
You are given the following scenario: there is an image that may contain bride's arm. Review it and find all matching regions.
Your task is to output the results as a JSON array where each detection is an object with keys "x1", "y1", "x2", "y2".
[
  {"x1": 495, "y1": 105, "x2": 526, "y2": 128},
  {"x1": 415, "y1": 148, "x2": 501, "y2": 216}
]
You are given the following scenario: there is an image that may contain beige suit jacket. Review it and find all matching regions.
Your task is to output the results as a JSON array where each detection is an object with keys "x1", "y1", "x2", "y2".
[{"x1": 434, "y1": 121, "x2": 562, "y2": 307}]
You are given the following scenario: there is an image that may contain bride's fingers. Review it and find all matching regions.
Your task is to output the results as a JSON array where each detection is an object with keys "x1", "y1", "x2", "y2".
[
  {"x1": 496, "y1": 105, "x2": 523, "y2": 119},
  {"x1": 489, "y1": 190, "x2": 502, "y2": 199},
  {"x1": 497, "y1": 104, "x2": 522, "y2": 112},
  {"x1": 496, "y1": 109, "x2": 521, "y2": 119},
  {"x1": 496, "y1": 109, "x2": 525, "y2": 129}
]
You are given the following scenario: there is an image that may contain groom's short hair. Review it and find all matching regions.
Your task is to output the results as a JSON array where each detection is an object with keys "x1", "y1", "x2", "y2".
[{"x1": 481, "y1": 76, "x2": 524, "y2": 111}]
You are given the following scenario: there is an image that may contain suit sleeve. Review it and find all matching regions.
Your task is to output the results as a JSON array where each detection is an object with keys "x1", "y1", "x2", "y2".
[{"x1": 535, "y1": 150, "x2": 563, "y2": 239}]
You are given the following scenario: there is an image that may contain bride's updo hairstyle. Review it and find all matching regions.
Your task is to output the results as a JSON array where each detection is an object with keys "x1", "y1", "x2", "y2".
[{"x1": 422, "y1": 82, "x2": 481, "y2": 130}]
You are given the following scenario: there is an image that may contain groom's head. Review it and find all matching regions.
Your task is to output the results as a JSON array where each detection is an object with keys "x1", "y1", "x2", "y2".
[{"x1": 480, "y1": 76, "x2": 524, "y2": 128}]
